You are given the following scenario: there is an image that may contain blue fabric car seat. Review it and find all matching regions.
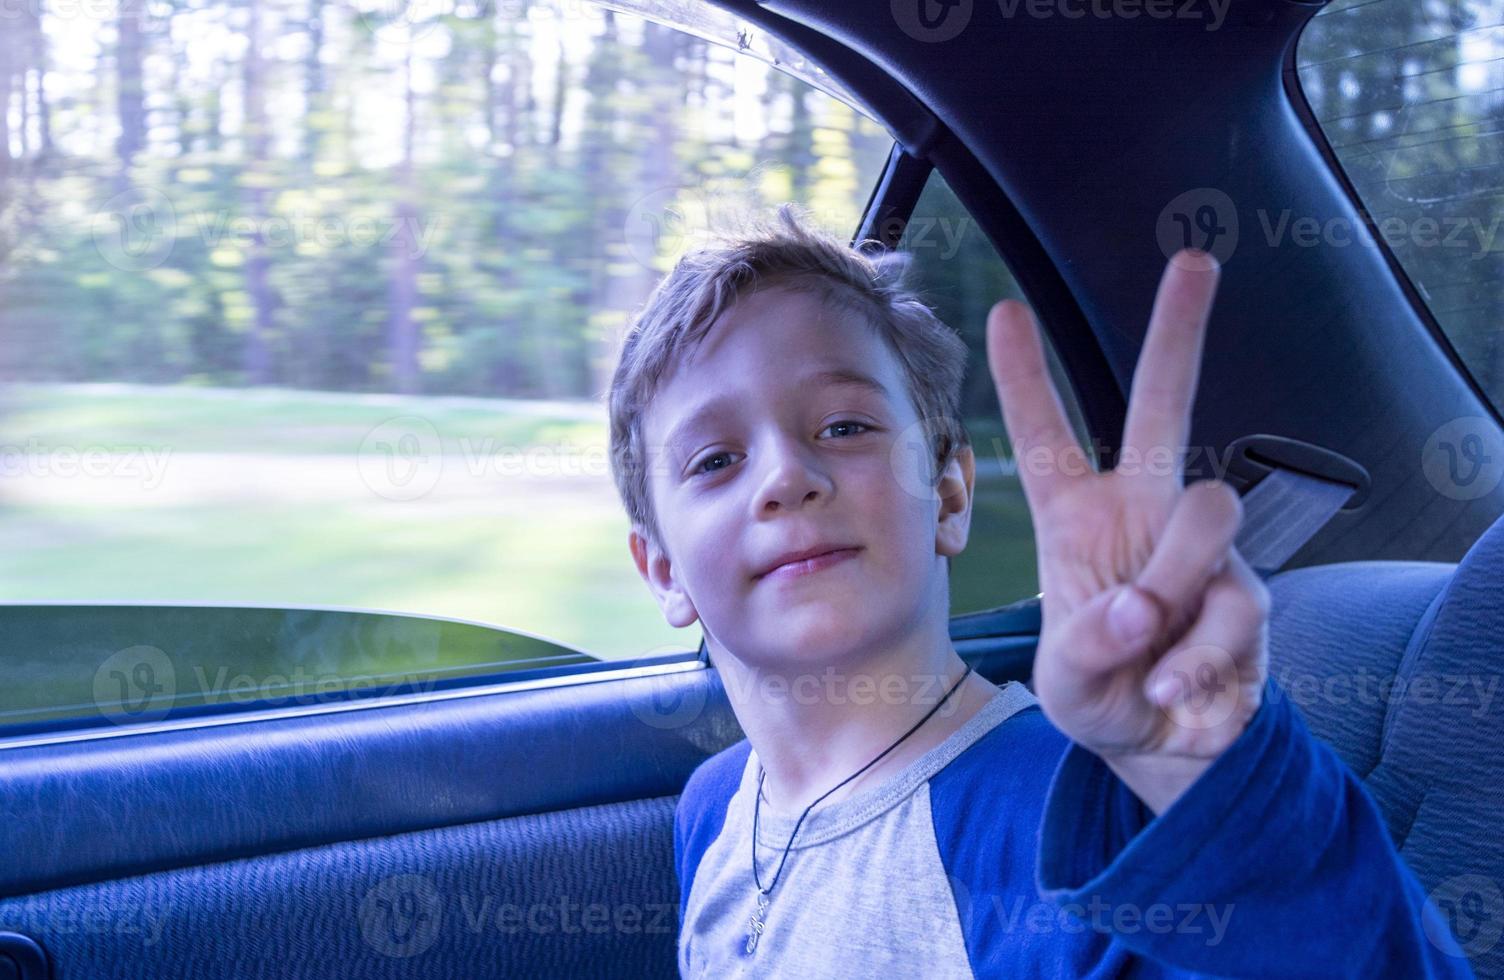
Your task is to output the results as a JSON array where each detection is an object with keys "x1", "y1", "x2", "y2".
[{"x1": 1265, "y1": 510, "x2": 1504, "y2": 977}]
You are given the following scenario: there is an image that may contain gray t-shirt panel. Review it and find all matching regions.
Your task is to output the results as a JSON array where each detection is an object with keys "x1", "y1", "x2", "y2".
[{"x1": 679, "y1": 679, "x2": 1041, "y2": 979}]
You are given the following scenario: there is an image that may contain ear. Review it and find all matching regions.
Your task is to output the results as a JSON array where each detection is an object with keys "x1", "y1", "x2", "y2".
[
  {"x1": 628, "y1": 525, "x2": 701, "y2": 629},
  {"x1": 935, "y1": 443, "x2": 976, "y2": 558}
]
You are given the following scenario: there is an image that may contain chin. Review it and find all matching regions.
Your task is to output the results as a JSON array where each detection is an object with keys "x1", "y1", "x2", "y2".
[{"x1": 758, "y1": 612, "x2": 875, "y2": 669}]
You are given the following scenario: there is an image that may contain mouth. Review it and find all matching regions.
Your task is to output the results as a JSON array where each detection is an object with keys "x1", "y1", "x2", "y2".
[{"x1": 755, "y1": 546, "x2": 862, "y2": 583}]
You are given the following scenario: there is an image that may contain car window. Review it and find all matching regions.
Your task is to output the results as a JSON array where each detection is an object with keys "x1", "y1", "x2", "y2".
[
  {"x1": 1297, "y1": 0, "x2": 1504, "y2": 414},
  {"x1": 896, "y1": 174, "x2": 1090, "y2": 613},
  {"x1": 0, "y1": 0, "x2": 893, "y2": 735}
]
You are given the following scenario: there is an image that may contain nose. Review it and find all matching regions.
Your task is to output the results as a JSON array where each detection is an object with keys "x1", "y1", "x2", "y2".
[{"x1": 753, "y1": 432, "x2": 834, "y2": 516}]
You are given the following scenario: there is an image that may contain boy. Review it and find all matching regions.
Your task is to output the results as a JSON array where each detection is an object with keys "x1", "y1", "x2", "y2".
[{"x1": 607, "y1": 205, "x2": 1473, "y2": 977}]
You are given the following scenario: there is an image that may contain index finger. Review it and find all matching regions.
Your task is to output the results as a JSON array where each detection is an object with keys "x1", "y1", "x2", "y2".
[
  {"x1": 987, "y1": 298, "x2": 1087, "y2": 504},
  {"x1": 1121, "y1": 250, "x2": 1221, "y2": 476}
]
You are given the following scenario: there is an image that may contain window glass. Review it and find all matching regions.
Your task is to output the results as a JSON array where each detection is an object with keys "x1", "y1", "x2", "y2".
[
  {"x1": 1297, "y1": 0, "x2": 1504, "y2": 412},
  {"x1": 0, "y1": 0, "x2": 893, "y2": 679},
  {"x1": 897, "y1": 174, "x2": 1090, "y2": 612}
]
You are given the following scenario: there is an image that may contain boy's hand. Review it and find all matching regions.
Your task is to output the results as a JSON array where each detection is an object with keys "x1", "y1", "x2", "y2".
[{"x1": 985, "y1": 250, "x2": 1269, "y2": 816}]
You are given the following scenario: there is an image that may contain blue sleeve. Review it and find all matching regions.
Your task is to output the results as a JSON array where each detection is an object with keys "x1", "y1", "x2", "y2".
[
  {"x1": 674, "y1": 739, "x2": 750, "y2": 929},
  {"x1": 1035, "y1": 678, "x2": 1477, "y2": 978}
]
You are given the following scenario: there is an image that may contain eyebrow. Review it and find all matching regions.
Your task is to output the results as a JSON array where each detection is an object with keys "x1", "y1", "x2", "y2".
[{"x1": 663, "y1": 368, "x2": 893, "y2": 462}]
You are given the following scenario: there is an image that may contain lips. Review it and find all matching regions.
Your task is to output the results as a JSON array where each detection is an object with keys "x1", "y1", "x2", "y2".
[{"x1": 755, "y1": 544, "x2": 862, "y2": 581}]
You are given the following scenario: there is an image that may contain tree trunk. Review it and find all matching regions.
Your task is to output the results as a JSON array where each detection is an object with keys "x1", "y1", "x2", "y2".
[
  {"x1": 116, "y1": 0, "x2": 147, "y2": 172},
  {"x1": 242, "y1": 0, "x2": 275, "y2": 384},
  {"x1": 386, "y1": 49, "x2": 421, "y2": 395}
]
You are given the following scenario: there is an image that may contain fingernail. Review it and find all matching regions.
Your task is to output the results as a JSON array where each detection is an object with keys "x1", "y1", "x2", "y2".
[
  {"x1": 1108, "y1": 587, "x2": 1156, "y2": 644},
  {"x1": 1149, "y1": 674, "x2": 1179, "y2": 707}
]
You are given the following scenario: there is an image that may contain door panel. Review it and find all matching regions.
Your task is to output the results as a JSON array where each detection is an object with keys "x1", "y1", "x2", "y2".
[{"x1": 0, "y1": 611, "x2": 1041, "y2": 977}]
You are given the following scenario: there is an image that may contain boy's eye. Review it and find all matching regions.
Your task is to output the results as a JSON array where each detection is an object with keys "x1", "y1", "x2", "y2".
[
  {"x1": 688, "y1": 421, "x2": 875, "y2": 478},
  {"x1": 693, "y1": 451, "x2": 739, "y2": 476},
  {"x1": 821, "y1": 420, "x2": 872, "y2": 439}
]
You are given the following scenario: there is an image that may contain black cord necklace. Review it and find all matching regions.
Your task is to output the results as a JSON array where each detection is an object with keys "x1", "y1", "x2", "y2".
[{"x1": 743, "y1": 662, "x2": 974, "y2": 955}]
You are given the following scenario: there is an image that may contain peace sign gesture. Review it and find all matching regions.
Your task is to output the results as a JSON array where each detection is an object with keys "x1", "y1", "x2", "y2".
[{"x1": 986, "y1": 250, "x2": 1269, "y2": 815}]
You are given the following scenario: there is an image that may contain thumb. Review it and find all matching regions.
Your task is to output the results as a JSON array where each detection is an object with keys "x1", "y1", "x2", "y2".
[{"x1": 1054, "y1": 584, "x2": 1164, "y2": 676}]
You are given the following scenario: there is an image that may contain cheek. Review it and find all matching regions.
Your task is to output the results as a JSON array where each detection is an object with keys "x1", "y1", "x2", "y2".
[{"x1": 853, "y1": 464, "x2": 937, "y2": 557}]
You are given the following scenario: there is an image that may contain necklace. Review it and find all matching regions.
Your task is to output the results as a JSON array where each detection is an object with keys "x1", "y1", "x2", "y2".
[{"x1": 744, "y1": 662, "x2": 974, "y2": 955}]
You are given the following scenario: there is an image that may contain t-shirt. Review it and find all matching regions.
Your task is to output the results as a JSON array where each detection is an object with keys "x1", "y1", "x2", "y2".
[{"x1": 674, "y1": 677, "x2": 1476, "y2": 978}]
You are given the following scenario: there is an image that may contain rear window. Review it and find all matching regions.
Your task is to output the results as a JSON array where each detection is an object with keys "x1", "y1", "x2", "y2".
[{"x1": 1296, "y1": 0, "x2": 1504, "y2": 414}]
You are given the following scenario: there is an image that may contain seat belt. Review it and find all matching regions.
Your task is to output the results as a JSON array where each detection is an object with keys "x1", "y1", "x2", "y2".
[{"x1": 1234, "y1": 467, "x2": 1357, "y2": 574}]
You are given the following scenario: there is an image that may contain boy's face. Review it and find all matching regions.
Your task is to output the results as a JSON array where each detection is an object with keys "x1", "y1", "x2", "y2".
[{"x1": 629, "y1": 284, "x2": 975, "y2": 671}]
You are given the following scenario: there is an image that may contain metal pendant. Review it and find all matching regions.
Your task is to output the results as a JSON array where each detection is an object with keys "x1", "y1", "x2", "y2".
[{"x1": 745, "y1": 892, "x2": 769, "y2": 954}]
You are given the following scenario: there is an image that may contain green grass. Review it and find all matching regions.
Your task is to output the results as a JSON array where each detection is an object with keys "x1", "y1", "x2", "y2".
[
  {"x1": 0, "y1": 384, "x2": 1040, "y2": 661},
  {"x1": 0, "y1": 383, "x2": 605, "y2": 455}
]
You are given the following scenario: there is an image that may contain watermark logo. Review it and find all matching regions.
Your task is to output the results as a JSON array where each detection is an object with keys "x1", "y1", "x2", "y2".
[
  {"x1": 359, "y1": 874, "x2": 445, "y2": 958},
  {"x1": 1157, "y1": 188, "x2": 1239, "y2": 266},
  {"x1": 92, "y1": 187, "x2": 178, "y2": 272},
  {"x1": 889, "y1": 417, "x2": 952, "y2": 503},
  {"x1": 623, "y1": 187, "x2": 709, "y2": 271},
  {"x1": 1424, "y1": 874, "x2": 1503, "y2": 958},
  {"x1": 1148, "y1": 643, "x2": 1238, "y2": 730},
  {"x1": 629, "y1": 650, "x2": 710, "y2": 730},
  {"x1": 1422, "y1": 417, "x2": 1504, "y2": 502},
  {"x1": 892, "y1": 0, "x2": 973, "y2": 42},
  {"x1": 92, "y1": 645, "x2": 177, "y2": 724},
  {"x1": 358, "y1": 416, "x2": 445, "y2": 501}
]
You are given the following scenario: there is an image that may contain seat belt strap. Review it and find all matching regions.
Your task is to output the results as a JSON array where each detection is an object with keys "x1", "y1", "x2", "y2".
[{"x1": 1234, "y1": 467, "x2": 1357, "y2": 574}]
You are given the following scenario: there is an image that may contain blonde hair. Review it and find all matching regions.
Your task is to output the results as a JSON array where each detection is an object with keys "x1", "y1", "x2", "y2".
[{"x1": 607, "y1": 204, "x2": 971, "y2": 554}]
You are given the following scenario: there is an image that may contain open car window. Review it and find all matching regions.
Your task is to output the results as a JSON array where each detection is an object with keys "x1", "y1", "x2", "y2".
[
  {"x1": 1297, "y1": 0, "x2": 1504, "y2": 416},
  {"x1": 0, "y1": 0, "x2": 892, "y2": 736},
  {"x1": 896, "y1": 173, "x2": 1089, "y2": 613}
]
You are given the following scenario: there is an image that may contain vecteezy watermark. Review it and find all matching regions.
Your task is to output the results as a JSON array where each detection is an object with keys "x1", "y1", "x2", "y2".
[
  {"x1": 91, "y1": 187, "x2": 179, "y2": 273},
  {"x1": 1156, "y1": 187, "x2": 1503, "y2": 264},
  {"x1": 890, "y1": 419, "x2": 1244, "y2": 500},
  {"x1": 1269, "y1": 667, "x2": 1502, "y2": 720},
  {"x1": 91, "y1": 646, "x2": 441, "y2": 725},
  {"x1": 629, "y1": 664, "x2": 977, "y2": 730},
  {"x1": 629, "y1": 649, "x2": 712, "y2": 730},
  {"x1": 357, "y1": 874, "x2": 674, "y2": 958},
  {"x1": 457, "y1": 439, "x2": 610, "y2": 480},
  {"x1": 947, "y1": 878, "x2": 1236, "y2": 946},
  {"x1": 1422, "y1": 417, "x2": 1504, "y2": 502},
  {"x1": 892, "y1": 0, "x2": 1229, "y2": 41},
  {"x1": 359, "y1": 874, "x2": 445, "y2": 959},
  {"x1": 90, "y1": 188, "x2": 442, "y2": 273},
  {"x1": 1424, "y1": 875, "x2": 1504, "y2": 959},
  {"x1": 1147, "y1": 643, "x2": 1239, "y2": 730},
  {"x1": 356, "y1": 419, "x2": 618, "y2": 501},
  {"x1": 0, "y1": 439, "x2": 173, "y2": 489},
  {"x1": 1157, "y1": 188, "x2": 1240, "y2": 266},
  {"x1": 623, "y1": 186, "x2": 711, "y2": 272},
  {"x1": 891, "y1": 0, "x2": 974, "y2": 43},
  {"x1": 1257, "y1": 210, "x2": 1503, "y2": 261},
  {"x1": 728, "y1": 667, "x2": 973, "y2": 714},
  {"x1": 996, "y1": 0, "x2": 1230, "y2": 30},
  {"x1": 0, "y1": 903, "x2": 166, "y2": 948},
  {"x1": 93, "y1": 646, "x2": 177, "y2": 725},
  {"x1": 358, "y1": 416, "x2": 445, "y2": 501}
]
